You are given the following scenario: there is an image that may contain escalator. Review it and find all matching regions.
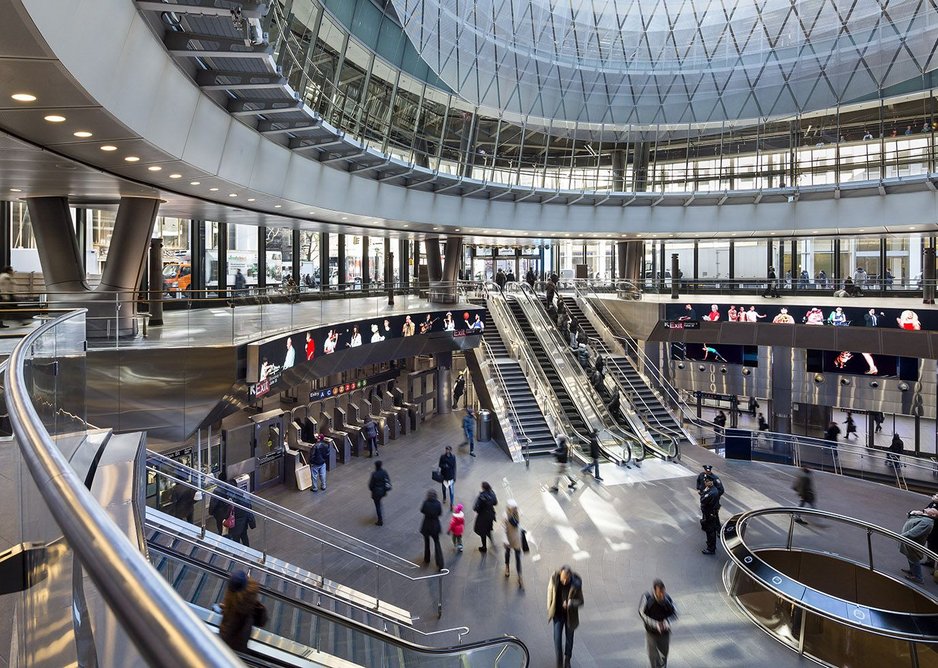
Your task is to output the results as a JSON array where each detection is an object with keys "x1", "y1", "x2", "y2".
[
  {"x1": 146, "y1": 514, "x2": 529, "y2": 667},
  {"x1": 505, "y1": 299, "x2": 591, "y2": 437},
  {"x1": 560, "y1": 296, "x2": 689, "y2": 454}
]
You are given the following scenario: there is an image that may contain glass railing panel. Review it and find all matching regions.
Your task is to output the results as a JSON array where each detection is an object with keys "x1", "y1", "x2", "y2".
[{"x1": 802, "y1": 611, "x2": 914, "y2": 667}]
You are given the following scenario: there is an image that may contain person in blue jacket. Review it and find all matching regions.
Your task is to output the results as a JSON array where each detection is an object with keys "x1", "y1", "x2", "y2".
[{"x1": 463, "y1": 407, "x2": 476, "y2": 456}]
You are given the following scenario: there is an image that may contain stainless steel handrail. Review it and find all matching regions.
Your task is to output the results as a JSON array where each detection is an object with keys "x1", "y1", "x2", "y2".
[
  {"x1": 5, "y1": 310, "x2": 240, "y2": 666},
  {"x1": 722, "y1": 507, "x2": 938, "y2": 640}
]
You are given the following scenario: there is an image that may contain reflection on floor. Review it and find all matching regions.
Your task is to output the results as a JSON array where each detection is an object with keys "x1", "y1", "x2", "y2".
[{"x1": 260, "y1": 411, "x2": 935, "y2": 667}]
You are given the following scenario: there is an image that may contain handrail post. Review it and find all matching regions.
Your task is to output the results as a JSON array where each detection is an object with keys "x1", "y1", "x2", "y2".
[{"x1": 867, "y1": 528, "x2": 874, "y2": 571}]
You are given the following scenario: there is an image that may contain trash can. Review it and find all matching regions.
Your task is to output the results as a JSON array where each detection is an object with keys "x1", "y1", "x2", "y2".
[{"x1": 478, "y1": 409, "x2": 492, "y2": 442}]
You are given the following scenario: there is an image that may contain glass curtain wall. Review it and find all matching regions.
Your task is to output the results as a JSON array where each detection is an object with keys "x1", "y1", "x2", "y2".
[
  {"x1": 346, "y1": 235, "x2": 363, "y2": 286},
  {"x1": 328, "y1": 233, "x2": 340, "y2": 286},
  {"x1": 298, "y1": 231, "x2": 319, "y2": 288},
  {"x1": 367, "y1": 237, "x2": 385, "y2": 284},
  {"x1": 265, "y1": 227, "x2": 291, "y2": 286}
]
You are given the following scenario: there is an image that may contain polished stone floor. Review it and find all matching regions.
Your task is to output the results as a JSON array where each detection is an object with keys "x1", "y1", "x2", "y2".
[{"x1": 259, "y1": 411, "x2": 936, "y2": 667}]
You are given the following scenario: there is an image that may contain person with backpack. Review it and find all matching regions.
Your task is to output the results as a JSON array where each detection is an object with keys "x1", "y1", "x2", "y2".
[
  {"x1": 639, "y1": 579, "x2": 677, "y2": 668},
  {"x1": 368, "y1": 460, "x2": 391, "y2": 526},
  {"x1": 364, "y1": 418, "x2": 380, "y2": 457},
  {"x1": 310, "y1": 435, "x2": 330, "y2": 492}
]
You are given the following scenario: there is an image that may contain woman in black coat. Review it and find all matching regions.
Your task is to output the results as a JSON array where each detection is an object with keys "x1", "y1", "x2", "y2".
[
  {"x1": 473, "y1": 481, "x2": 498, "y2": 553},
  {"x1": 208, "y1": 483, "x2": 232, "y2": 534},
  {"x1": 228, "y1": 494, "x2": 256, "y2": 547},
  {"x1": 420, "y1": 490, "x2": 444, "y2": 569}
]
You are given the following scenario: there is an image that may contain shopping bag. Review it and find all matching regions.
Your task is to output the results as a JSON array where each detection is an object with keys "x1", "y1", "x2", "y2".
[{"x1": 295, "y1": 450, "x2": 312, "y2": 491}]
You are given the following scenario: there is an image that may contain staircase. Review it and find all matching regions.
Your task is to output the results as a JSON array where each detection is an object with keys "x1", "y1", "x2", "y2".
[{"x1": 482, "y1": 327, "x2": 556, "y2": 457}]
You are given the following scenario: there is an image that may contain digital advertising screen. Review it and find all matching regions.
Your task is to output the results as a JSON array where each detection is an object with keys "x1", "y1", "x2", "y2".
[
  {"x1": 805, "y1": 349, "x2": 919, "y2": 380},
  {"x1": 664, "y1": 303, "x2": 932, "y2": 331},
  {"x1": 671, "y1": 343, "x2": 759, "y2": 366},
  {"x1": 246, "y1": 307, "x2": 488, "y2": 397}
]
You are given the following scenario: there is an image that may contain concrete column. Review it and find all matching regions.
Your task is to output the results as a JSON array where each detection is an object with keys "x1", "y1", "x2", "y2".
[
  {"x1": 337, "y1": 234, "x2": 346, "y2": 286},
  {"x1": 424, "y1": 238, "x2": 443, "y2": 281},
  {"x1": 148, "y1": 238, "x2": 164, "y2": 326},
  {"x1": 435, "y1": 352, "x2": 453, "y2": 415},
  {"x1": 216, "y1": 222, "x2": 228, "y2": 294},
  {"x1": 74, "y1": 208, "x2": 87, "y2": 276},
  {"x1": 28, "y1": 196, "x2": 160, "y2": 336},
  {"x1": 770, "y1": 346, "x2": 793, "y2": 433},
  {"x1": 398, "y1": 238, "x2": 409, "y2": 285},
  {"x1": 292, "y1": 229, "x2": 301, "y2": 285},
  {"x1": 612, "y1": 150, "x2": 628, "y2": 192},
  {"x1": 361, "y1": 235, "x2": 370, "y2": 288},
  {"x1": 319, "y1": 232, "x2": 329, "y2": 287},
  {"x1": 632, "y1": 142, "x2": 651, "y2": 192},
  {"x1": 924, "y1": 246, "x2": 936, "y2": 304},
  {"x1": 0, "y1": 201, "x2": 9, "y2": 269},
  {"x1": 190, "y1": 220, "x2": 205, "y2": 293}
]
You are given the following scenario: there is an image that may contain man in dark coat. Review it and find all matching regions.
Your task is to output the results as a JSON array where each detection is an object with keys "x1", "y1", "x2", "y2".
[
  {"x1": 438, "y1": 445, "x2": 457, "y2": 510},
  {"x1": 368, "y1": 460, "x2": 391, "y2": 526},
  {"x1": 639, "y1": 579, "x2": 678, "y2": 668},
  {"x1": 419, "y1": 490, "x2": 444, "y2": 569},
  {"x1": 208, "y1": 481, "x2": 231, "y2": 534},
  {"x1": 547, "y1": 565, "x2": 584, "y2": 667},
  {"x1": 452, "y1": 372, "x2": 466, "y2": 409},
  {"x1": 699, "y1": 477, "x2": 721, "y2": 555},
  {"x1": 473, "y1": 481, "x2": 498, "y2": 552},
  {"x1": 695, "y1": 464, "x2": 724, "y2": 497},
  {"x1": 171, "y1": 480, "x2": 196, "y2": 523},
  {"x1": 580, "y1": 432, "x2": 602, "y2": 481},
  {"x1": 792, "y1": 467, "x2": 816, "y2": 524},
  {"x1": 364, "y1": 419, "x2": 380, "y2": 457},
  {"x1": 495, "y1": 269, "x2": 507, "y2": 291}
]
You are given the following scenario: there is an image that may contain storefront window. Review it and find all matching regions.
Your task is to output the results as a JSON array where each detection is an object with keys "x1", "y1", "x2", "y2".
[
  {"x1": 697, "y1": 240, "x2": 730, "y2": 281},
  {"x1": 265, "y1": 226, "x2": 291, "y2": 286},
  {"x1": 298, "y1": 231, "x2": 319, "y2": 287},
  {"x1": 346, "y1": 235, "x2": 363, "y2": 286},
  {"x1": 887, "y1": 234, "x2": 921, "y2": 289},
  {"x1": 368, "y1": 237, "x2": 385, "y2": 284},
  {"x1": 328, "y1": 233, "x2": 340, "y2": 286},
  {"x1": 796, "y1": 238, "x2": 834, "y2": 288}
]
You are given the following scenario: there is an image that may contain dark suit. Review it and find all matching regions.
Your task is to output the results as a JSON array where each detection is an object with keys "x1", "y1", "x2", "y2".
[{"x1": 864, "y1": 312, "x2": 881, "y2": 327}]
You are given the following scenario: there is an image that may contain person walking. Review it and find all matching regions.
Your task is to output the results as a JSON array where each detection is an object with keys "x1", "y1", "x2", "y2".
[
  {"x1": 473, "y1": 481, "x2": 498, "y2": 553},
  {"x1": 549, "y1": 435, "x2": 577, "y2": 492},
  {"x1": 448, "y1": 503, "x2": 465, "y2": 552},
  {"x1": 580, "y1": 431, "x2": 603, "y2": 482},
  {"x1": 368, "y1": 460, "x2": 391, "y2": 526},
  {"x1": 171, "y1": 479, "x2": 196, "y2": 523},
  {"x1": 310, "y1": 435, "x2": 330, "y2": 492},
  {"x1": 547, "y1": 565, "x2": 584, "y2": 668},
  {"x1": 747, "y1": 396, "x2": 759, "y2": 417},
  {"x1": 364, "y1": 418, "x2": 380, "y2": 457},
  {"x1": 792, "y1": 467, "x2": 816, "y2": 524},
  {"x1": 639, "y1": 579, "x2": 678, "y2": 668},
  {"x1": 452, "y1": 372, "x2": 466, "y2": 409},
  {"x1": 438, "y1": 445, "x2": 457, "y2": 510},
  {"x1": 219, "y1": 571, "x2": 267, "y2": 652},
  {"x1": 763, "y1": 266, "x2": 779, "y2": 298},
  {"x1": 495, "y1": 269, "x2": 507, "y2": 291},
  {"x1": 419, "y1": 490, "x2": 445, "y2": 570},
  {"x1": 872, "y1": 411, "x2": 885, "y2": 433},
  {"x1": 503, "y1": 500, "x2": 524, "y2": 589},
  {"x1": 699, "y1": 477, "x2": 721, "y2": 555},
  {"x1": 713, "y1": 411, "x2": 727, "y2": 445},
  {"x1": 463, "y1": 407, "x2": 476, "y2": 456},
  {"x1": 824, "y1": 421, "x2": 841, "y2": 465},
  {"x1": 228, "y1": 494, "x2": 256, "y2": 547},
  {"x1": 899, "y1": 508, "x2": 938, "y2": 583},
  {"x1": 843, "y1": 411, "x2": 858, "y2": 440},
  {"x1": 208, "y1": 480, "x2": 232, "y2": 534},
  {"x1": 757, "y1": 413, "x2": 770, "y2": 433},
  {"x1": 887, "y1": 433, "x2": 904, "y2": 468}
]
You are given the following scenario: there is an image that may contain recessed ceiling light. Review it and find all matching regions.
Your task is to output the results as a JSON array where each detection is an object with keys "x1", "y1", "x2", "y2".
[
  {"x1": 228, "y1": 193, "x2": 238, "y2": 197},
  {"x1": 124, "y1": 156, "x2": 140, "y2": 162},
  {"x1": 9, "y1": 188, "x2": 22, "y2": 193},
  {"x1": 858, "y1": 229, "x2": 865, "y2": 232},
  {"x1": 100, "y1": 145, "x2": 117, "y2": 151},
  {"x1": 910, "y1": 226, "x2": 917, "y2": 230},
  {"x1": 308, "y1": 211, "x2": 316, "y2": 215},
  {"x1": 247, "y1": 198, "x2": 256, "y2": 202},
  {"x1": 43, "y1": 114, "x2": 66, "y2": 123},
  {"x1": 274, "y1": 204, "x2": 282, "y2": 208},
  {"x1": 189, "y1": 181, "x2": 200, "y2": 185},
  {"x1": 148, "y1": 166, "x2": 162, "y2": 172},
  {"x1": 169, "y1": 173, "x2": 181, "y2": 179},
  {"x1": 209, "y1": 187, "x2": 219, "y2": 192},
  {"x1": 341, "y1": 216, "x2": 348, "y2": 220},
  {"x1": 402, "y1": 224, "x2": 409, "y2": 227},
  {"x1": 73, "y1": 131, "x2": 93, "y2": 138},
  {"x1": 11, "y1": 93, "x2": 36, "y2": 102}
]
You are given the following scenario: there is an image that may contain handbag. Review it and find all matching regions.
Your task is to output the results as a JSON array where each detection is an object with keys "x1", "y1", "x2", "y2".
[
  {"x1": 431, "y1": 468, "x2": 443, "y2": 483},
  {"x1": 520, "y1": 529, "x2": 530, "y2": 553},
  {"x1": 295, "y1": 451, "x2": 312, "y2": 491},
  {"x1": 223, "y1": 506, "x2": 236, "y2": 529}
]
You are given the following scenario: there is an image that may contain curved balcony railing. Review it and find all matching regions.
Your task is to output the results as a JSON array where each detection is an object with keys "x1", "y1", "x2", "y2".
[
  {"x1": 722, "y1": 507, "x2": 938, "y2": 665},
  {"x1": 264, "y1": 1, "x2": 938, "y2": 199},
  {"x1": 4, "y1": 309, "x2": 240, "y2": 665}
]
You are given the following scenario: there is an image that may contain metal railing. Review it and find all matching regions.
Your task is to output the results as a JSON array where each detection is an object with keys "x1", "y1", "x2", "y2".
[
  {"x1": 637, "y1": 275, "x2": 936, "y2": 297},
  {"x1": 147, "y1": 452, "x2": 452, "y2": 617},
  {"x1": 5, "y1": 309, "x2": 240, "y2": 666},
  {"x1": 722, "y1": 506, "x2": 938, "y2": 663}
]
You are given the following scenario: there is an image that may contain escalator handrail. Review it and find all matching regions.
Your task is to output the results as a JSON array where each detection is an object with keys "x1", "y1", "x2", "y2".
[
  {"x1": 146, "y1": 454, "x2": 447, "y2": 583},
  {"x1": 145, "y1": 522, "x2": 466, "y2": 639},
  {"x1": 506, "y1": 282, "x2": 635, "y2": 465},
  {"x1": 482, "y1": 282, "x2": 596, "y2": 459},
  {"x1": 4, "y1": 310, "x2": 241, "y2": 666},
  {"x1": 148, "y1": 542, "x2": 530, "y2": 665}
]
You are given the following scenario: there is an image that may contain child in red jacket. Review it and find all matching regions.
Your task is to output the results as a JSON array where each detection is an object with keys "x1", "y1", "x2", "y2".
[{"x1": 448, "y1": 503, "x2": 465, "y2": 552}]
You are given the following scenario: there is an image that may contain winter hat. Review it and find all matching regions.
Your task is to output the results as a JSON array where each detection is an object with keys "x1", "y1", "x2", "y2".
[
  {"x1": 454, "y1": 503, "x2": 463, "y2": 512},
  {"x1": 229, "y1": 570, "x2": 248, "y2": 593}
]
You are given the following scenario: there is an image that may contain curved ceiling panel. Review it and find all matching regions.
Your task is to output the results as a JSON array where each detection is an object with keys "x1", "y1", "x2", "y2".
[{"x1": 389, "y1": 0, "x2": 938, "y2": 126}]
